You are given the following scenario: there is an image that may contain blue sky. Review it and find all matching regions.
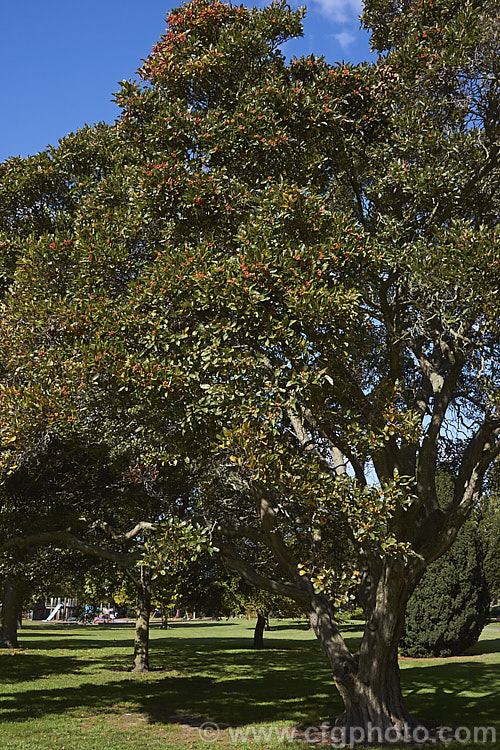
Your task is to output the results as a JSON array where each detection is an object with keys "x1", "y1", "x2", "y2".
[{"x1": 0, "y1": 0, "x2": 375, "y2": 162}]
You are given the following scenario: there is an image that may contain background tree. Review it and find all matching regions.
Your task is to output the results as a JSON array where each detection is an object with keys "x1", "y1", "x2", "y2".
[
  {"x1": 401, "y1": 516, "x2": 490, "y2": 657},
  {"x1": 0, "y1": 546, "x2": 102, "y2": 647},
  {"x1": 0, "y1": 421, "x2": 200, "y2": 666},
  {"x1": 481, "y1": 500, "x2": 500, "y2": 603},
  {"x1": 0, "y1": 573, "x2": 27, "y2": 648},
  {"x1": 480, "y1": 462, "x2": 500, "y2": 602},
  {"x1": 132, "y1": 519, "x2": 215, "y2": 672},
  {"x1": 151, "y1": 553, "x2": 240, "y2": 621},
  {"x1": 0, "y1": 432, "x2": 139, "y2": 647}
]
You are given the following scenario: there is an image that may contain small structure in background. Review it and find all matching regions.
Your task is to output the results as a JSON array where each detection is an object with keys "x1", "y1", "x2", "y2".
[{"x1": 31, "y1": 597, "x2": 78, "y2": 622}]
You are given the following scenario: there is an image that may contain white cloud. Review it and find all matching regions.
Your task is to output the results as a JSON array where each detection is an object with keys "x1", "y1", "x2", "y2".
[
  {"x1": 334, "y1": 30, "x2": 357, "y2": 49},
  {"x1": 312, "y1": 0, "x2": 362, "y2": 24}
]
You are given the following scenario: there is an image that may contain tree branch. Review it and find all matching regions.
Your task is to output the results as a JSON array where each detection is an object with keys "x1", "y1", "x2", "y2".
[
  {"x1": 288, "y1": 405, "x2": 347, "y2": 476},
  {"x1": 253, "y1": 484, "x2": 301, "y2": 580},
  {"x1": 379, "y1": 272, "x2": 403, "y2": 385},
  {"x1": 220, "y1": 542, "x2": 311, "y2": 604},
  {"x1": 0, "y1": 530, "x2": 142, "y2": 566},
  {"x1": 93, "y1": 520, "x2": 156, "y2": 543},
  {"x1": 416, "y1": 351, "x2": 465, "y2": 512},
  {"x1": 215, "y1": 523, "x2": 265, "y2": 545}
]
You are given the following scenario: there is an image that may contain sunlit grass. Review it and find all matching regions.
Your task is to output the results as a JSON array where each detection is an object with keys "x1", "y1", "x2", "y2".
[{"x1": 0, "y1": 619, "x2": 498, "y2": 749}]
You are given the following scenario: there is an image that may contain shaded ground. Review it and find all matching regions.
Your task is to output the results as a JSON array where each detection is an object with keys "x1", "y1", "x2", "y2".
[{"x1": 0, "y1": 620, "x2": 498, "y2": 749}]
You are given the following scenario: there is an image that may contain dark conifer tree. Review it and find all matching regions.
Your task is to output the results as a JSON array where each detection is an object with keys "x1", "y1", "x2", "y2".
[{"x1": 401, "y1": 477, "x2": 490, "y2": 657}]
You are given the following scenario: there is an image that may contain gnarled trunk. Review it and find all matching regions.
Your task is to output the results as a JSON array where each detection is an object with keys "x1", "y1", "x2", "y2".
[
  {"x1": 333, "y1": 637, "x2": 414, "y2": 735},
  {"x1": 253, "y1": 611, "x2": 267, "y2": 649},
  {"x1": 309, "y1": 558, "x2": 426, "y2": 739},
  {"x1": 132, "y1": 565, "x2": 151, "y2": 672},
  {"x1": 0, "y1": 579, "x2": 21, "y2": 649}
]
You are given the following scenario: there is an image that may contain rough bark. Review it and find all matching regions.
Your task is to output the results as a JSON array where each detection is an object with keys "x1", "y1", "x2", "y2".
[
  {"x1": 309, "y1": 558, "x2": 426, "y2": 737},
  {"x1": 132, "y1": 565, "x2": 151, "y2": 672},
  {"x1": 253, "y1": 612, "x2": 267, "y2": 649},
  {"x1": 0, "y1": 579, "x2": 21, "y2": 649}
]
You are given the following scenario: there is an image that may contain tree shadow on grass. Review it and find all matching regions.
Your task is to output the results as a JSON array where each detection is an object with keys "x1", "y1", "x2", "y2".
[
  {"x1": 266, "y1": 621, "x2": 311, "y2": 631},
  {"x1": 465, "y1": 638, "x2": 500, "y2": 656},
  {"x1": 97, "y1": 635, "x2": 329, "y2": 675},
  {"x1": 3, "y1": 629, "x2": 339, "y2": 726},
  {"x1": 162, "y1": 621, "x2": 240, "y2": 628},
  {"x1": 17, "y1": 622, "x2": 259, "y2": 651},
  {"x1": 17, "y1": 636, "x2": 134, "y2": 651},
  {"x1": 401, "y1": 661, "x2": 500, "y2": 730},
  {"x1": 11, "y1": 628, "x2": 361, "y2": 683},
  {"x1": 0, "y1": 654, "x2": 87, "y2": 683},
  {"x1": 17, "y1": 624, "x2": 138, "y2": 652},
  {"x1": 338, "y1": 622, "x2": 365, "y2": 634},
  {"x1": 2, "y1": 651, "x2": 499, "y2": 731},
  {"x1": 2, "y1": 628, "x2": 498, "y2": 733},
  {"x1": 1, "y1": 650, "x2": 339, "y2": 728}
]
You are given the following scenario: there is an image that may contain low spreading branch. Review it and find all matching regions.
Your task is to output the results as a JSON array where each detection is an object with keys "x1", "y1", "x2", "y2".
[
  {"x1": 220, "y1": 542, "x2": 311, "y2": 604},
  {"x1": 0, "y1": 529, "x2": 143, "y2": 566}
]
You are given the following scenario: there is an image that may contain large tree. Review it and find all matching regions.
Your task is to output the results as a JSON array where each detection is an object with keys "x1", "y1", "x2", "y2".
[{"x1": 1, "y1": 0, "x2": 499, "y2": 736}]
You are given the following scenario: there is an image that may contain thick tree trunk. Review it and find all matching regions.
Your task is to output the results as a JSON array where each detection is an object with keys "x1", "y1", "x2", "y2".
[
  {"x1": 0, "y1": 579, "x2": 21, "y2": 649},
  {"x1": 309, "y1": 558, "x2": 426, "y2": 740},
  {"x1": 132, "y1": 566, "x2": 151, "y2": 672},
  {"x1": 253, "y1": 612, "x2": 267, "y2": 649},
  {"x1": 333, "y1": 639, "x2": 415, "y2": 736}
]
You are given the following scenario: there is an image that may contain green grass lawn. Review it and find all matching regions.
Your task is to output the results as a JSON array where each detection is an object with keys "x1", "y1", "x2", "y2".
[{"x1": 0, "y1": 619, "x2": 499, "y2": 749}]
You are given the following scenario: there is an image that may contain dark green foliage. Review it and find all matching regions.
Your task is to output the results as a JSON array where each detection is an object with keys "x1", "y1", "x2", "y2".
[
  {"x1": 481, "y1": 505, "x2": 500, "y2": 603},
  {"x1": 480, "y1": 462, "x2": 500, "y2": 602},
  {"x1": 401, "y1": 518, "x2": 490, "y2": 657}
]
